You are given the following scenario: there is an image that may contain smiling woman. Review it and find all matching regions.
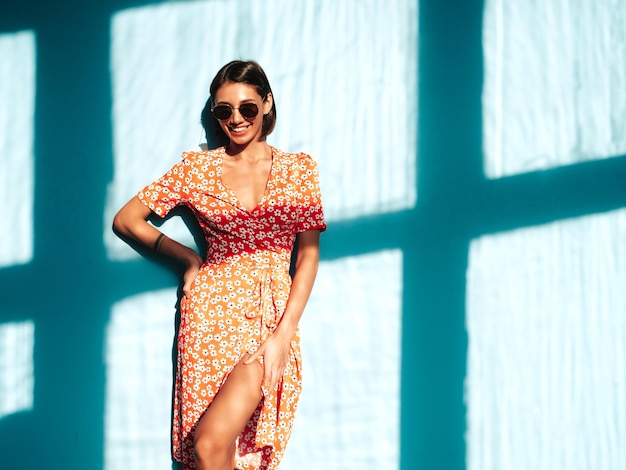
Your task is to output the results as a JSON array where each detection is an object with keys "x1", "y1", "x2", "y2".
[
  {"x1": 105, "y1": 2, "x2": 416, "y2": 469},
  {"x1": 113, "y1": 60, "x2": 326, "y2": 470}
]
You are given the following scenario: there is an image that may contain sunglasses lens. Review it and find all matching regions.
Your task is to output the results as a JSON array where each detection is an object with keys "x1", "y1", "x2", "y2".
[
  {"x1": 212, "y1": 105, "x2": 232, "y2": 120},
  {"x1": 239, "y1": 103, "x2": 259, "y2": 119},
  {"x1": 212, "y1": 103, "x2": 260, "y2": 120}
]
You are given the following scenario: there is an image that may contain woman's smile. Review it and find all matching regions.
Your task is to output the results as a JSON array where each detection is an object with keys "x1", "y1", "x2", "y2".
[{"x1": 228, "y1": 123, "x2": 252, "y2": 135}]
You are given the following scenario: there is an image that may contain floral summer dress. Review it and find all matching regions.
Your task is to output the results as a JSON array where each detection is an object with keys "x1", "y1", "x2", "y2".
[{"x1": 137, "y1": 146, "x2": 326, "y2": 469}]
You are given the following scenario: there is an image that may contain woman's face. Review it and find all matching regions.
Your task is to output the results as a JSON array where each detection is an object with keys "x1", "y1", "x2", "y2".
[{"x1": 213, "y1": 82, "x2": 272, "y2": 148}]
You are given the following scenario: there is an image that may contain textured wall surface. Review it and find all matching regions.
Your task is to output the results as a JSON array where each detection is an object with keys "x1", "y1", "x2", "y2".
[
  {"x1": 104, "y1": 253, "x2": 402, "y2": 470},
  {"x1": 467, "y1": 210, "x2": 626, "y2": 470},
  {"x1": 482, "y1": 0, "x2": 626, "y2": 177},
  {"x1": 103, "y1": 1, "x2": 412, "y2": 468},
  {"x1": 2, "y1": 0, "x2": 626, "y2": 469},
  {"x1": 0, "y1": 31, "x2": 35, "y2": 268},
  {"x1": 105, "y1": 0, "x2": 418, "y2": 260},
  {"x1": 467, "y1": 0, "x2": 626, "y2": 468}
]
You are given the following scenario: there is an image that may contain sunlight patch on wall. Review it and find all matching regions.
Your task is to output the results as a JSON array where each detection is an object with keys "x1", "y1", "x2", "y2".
[
  {"x1": 105, "y1": 0, "x2": 418, "y2": 260},
  {"x1": 282, "y1": 250, "x2": 402, "y2": 470},
  {"x1": 104, "y1": 289, "x2": 177, "y2": 469},
  {"x1": 483, "y1": 0, "x2": 626, "y2": 178},
  {"x1": 0, "y1": 321, "x2": 35, "y2": 419},
  {"x1": 104, "y1": 252, "x2": 401, "y2": 469},
  {"x1": 466, "y1": 209, "x2": 626, "y2": 469},
  {"x1": 0, "y1": 31, "x2": 35, "y2": 267}
]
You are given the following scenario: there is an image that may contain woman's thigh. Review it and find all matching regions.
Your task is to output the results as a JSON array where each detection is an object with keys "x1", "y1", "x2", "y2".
[{"x1": 194, "y1": 356, "x2": 264, "y2": 446}]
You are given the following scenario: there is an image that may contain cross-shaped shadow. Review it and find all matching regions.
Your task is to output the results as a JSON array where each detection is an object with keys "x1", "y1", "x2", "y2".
[{"x1": 1, "y1": 1, "x2": 626, "y2": 470}]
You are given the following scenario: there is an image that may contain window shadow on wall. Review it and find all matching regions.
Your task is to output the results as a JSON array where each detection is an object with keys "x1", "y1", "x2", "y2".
[{"x1": 1, "y1": 1, "x2": 626, "y2": 470}]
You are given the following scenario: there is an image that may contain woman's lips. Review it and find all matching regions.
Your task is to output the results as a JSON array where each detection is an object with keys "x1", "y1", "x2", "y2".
[{"x1": 228, "y1": 124, "x2": 250, "y2": 135}]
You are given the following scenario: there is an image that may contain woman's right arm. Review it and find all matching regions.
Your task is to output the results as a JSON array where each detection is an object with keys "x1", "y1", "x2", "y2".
[{"x1": 112, "y1": 196, "x2": 203, "y2": 296}]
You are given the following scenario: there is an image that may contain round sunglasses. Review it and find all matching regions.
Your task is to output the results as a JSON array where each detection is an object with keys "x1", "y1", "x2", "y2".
[{"x1": 211, "y1": 102, "x2": 259, "y2": 121}]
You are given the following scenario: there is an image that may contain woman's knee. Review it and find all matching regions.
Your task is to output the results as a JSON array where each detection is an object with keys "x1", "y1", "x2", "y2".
[{"x1": 193, "y1": 431, "x2": 234, "y2": 464}]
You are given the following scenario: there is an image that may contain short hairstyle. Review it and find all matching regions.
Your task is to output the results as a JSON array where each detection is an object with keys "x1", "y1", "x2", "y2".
[{"x1": 200, "y1": 60, "x2": 277, "y2": 146}]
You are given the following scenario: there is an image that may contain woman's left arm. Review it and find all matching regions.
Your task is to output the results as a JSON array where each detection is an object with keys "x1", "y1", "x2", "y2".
[{"x1": 245, "y1": 229, "x2": 321, "y2": 390}]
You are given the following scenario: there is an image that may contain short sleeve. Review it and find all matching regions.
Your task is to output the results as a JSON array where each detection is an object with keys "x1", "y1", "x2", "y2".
[
  {"x1": 136, "y1": 153, "x2": 195, "y2": 217},
  {"x1": 296, "y1": 154, "x2": 327, "y2": 233}
]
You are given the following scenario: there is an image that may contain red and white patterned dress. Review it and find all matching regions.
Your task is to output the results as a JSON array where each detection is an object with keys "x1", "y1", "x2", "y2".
[{"x1": 137, "y1": 146, "x2": 326, "y2": 469}]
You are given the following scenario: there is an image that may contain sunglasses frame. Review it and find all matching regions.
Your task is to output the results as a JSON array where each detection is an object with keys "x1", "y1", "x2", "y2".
[{"x1": 211, "y1": 102, "x2": 260, "y2": 121}]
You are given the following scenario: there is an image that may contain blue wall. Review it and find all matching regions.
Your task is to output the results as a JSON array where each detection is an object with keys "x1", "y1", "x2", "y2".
[{"x1": 1, "y1": 1, "x2": 626, "y2": 469}]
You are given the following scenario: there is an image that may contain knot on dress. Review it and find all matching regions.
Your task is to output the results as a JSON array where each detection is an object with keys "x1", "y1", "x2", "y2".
[{"x1": 245, "y1": 267, "x2": 281, "y2": 332}]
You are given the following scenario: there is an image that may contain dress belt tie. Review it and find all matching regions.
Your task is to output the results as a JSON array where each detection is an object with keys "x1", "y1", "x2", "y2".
[{"x1": 246, "y1": 267, "x2": 279, "y2": 332}]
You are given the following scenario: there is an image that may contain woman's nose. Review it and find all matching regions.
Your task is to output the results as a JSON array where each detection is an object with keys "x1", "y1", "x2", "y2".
[{"x1": 229, "y1": 108, "x2": 244, "y2": 122}]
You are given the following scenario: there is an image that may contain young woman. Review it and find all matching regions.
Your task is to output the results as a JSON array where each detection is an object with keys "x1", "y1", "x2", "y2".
[{"x1": 113, "y1": 60, "x2": 326, "y2": 470}]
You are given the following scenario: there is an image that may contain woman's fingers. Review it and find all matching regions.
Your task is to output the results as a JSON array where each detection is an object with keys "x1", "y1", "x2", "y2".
[
  {"x1": 244, "y1": 337, "x2": 289, "y2": 389},
  {"x1": 244, "y1": 345, "x2": 263, "y2": 365},
  {"x1": 264, "y1": 363, "x2": 274, "y2": 389},
  {"x1": 264, "y1": 357, "x2": 288, "y2": 391},
  {"x1": 182, "y1": 278, "x2": 195, "y2": 297},
  {"x1": 182, "y1": 264, "x2": 200, "y2": 297}
]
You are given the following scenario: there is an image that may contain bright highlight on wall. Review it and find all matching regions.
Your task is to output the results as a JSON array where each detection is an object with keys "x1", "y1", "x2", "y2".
[
  {"x1": 104, "y1": 0, "x2": 417, "y2": 260},
  {"x1": 0, "y1": 31, "x2": 35, "y2": 267},
  {"x1": 468, "y1": 1, "x2": 626, "y2": 468},
  {"x1": 466, "y1": 210, "x2": 626, "y2": 469},
  {"x1": 0, "y1": 321, "x2": 35, "y2": 419},
  {"x1": 283, "y1": 250, "x2": 402, "y2": 470},
  {"x1": 105, "y1": 251, "x2": 402, "y2": 470},
  {"x1": 482, "y1": 0, "x2": 626, "y2": 178},
  {"x1": 104, "y1": 289, "x2": 177, "y2": 468},
  {"x1": 105, "y1": 2, "x2": 413, "y2": 466}
]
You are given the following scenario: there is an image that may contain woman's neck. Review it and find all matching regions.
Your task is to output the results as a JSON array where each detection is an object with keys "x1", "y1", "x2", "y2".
[{"x1": 226, "y1": 139, "x2": 271, "y2": 162}]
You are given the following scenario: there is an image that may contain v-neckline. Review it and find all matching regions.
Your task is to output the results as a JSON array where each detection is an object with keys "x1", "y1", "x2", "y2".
[{"x1": 217, "y1": 146, "x2": 275, "y2": 213}]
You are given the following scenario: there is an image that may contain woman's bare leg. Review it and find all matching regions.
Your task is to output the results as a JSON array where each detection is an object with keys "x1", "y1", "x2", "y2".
[{"x1": 193, "y1": 356, "x2": 264, "y2": 470}]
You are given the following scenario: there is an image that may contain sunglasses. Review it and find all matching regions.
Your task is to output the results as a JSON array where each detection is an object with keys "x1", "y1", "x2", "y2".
[{"x1": 211, "y1": 102, "x2": 259, "y2": 121}]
